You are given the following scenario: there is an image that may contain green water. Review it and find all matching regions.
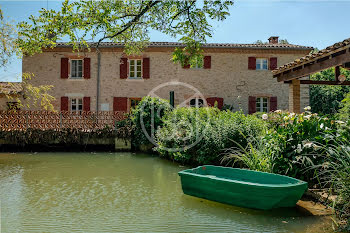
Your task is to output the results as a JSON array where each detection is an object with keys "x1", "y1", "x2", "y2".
[{"x1": 0, "y1": 152, "x2": 331, "y2": 232}]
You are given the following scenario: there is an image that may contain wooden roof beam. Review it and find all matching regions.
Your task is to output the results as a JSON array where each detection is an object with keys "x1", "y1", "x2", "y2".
[{"x1": 275, "y1": 48, "x2": 350, "y2": 82}]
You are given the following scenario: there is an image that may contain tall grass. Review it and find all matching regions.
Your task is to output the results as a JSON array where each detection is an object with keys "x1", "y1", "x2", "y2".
[
  {"x1": 221, "y1": 135, "x2": 278, "y2": 173},
  {"x1": 313, "y1": 140, "x2": 350, "y2": 229}
]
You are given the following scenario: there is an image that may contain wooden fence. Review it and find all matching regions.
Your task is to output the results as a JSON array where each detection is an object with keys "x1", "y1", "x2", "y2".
[{"x1": 0, "y1": 111, "x2": 127, "y2": 131}]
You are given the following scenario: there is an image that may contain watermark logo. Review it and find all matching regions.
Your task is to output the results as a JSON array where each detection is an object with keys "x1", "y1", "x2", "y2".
[{"x1": 139, "y1": 81, "x2": 211, "y2": 152}]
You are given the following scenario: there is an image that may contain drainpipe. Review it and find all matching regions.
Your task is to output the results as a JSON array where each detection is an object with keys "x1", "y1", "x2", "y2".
[{"x1": 96, "y1": 48, "x2": 101, "y2": 112}]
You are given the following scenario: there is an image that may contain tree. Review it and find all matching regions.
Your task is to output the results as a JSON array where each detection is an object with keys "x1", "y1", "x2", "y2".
[
  {"x1": 0, "y1": 8, "x2": 55, "y2": 111},
  {"x1": 17, "y1": 0, "x2": 234, "y2": 67},
  {"x1": 310, "y1": 67, "x2": 350, "y2": 114}
]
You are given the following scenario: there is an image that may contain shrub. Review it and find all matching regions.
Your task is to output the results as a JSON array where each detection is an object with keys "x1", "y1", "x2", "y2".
[
  {"x1": 155, "y1": 108, "x2": 267, "y2": 165},
  {"x1": 313, "y1": 139, "x2": 350, "y2": 229},
  {"x1": 131, "y1": 96, "x2": 171, "y2": 147},
  {"x1": 338, "y1": 92, "x2": 350, "y2": 122}
]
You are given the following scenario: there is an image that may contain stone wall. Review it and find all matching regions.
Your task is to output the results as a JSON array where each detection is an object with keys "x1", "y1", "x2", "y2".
[{"x1": 22, "y1": 47, "x2": 310, "y2": 114}]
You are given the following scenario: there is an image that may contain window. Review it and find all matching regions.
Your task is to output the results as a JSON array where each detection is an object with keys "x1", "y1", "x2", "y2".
[
  {"x1": 71, "y1": 59, "x2": 83, "y2": 78},
  {"x1": 71, "y1": 98, "x2": 83, "y2": 112},
  {"x1": 6, "y1": 102, "x2": 20, "y2": 111},
  {"x1": 130, "y1": 98, "x2": 141, "y2": 110},
  {"x1": 191, "y1": 57, "x2": 203, "y2": 69},
  {"x1": 129, "y1": 59, "x2": 142, "y2": 79},
  {"x1": 256, "y1": 58, "x2": 268, "y2": 70},
  {"x1": 189, "y1": 98, "x2": 204, "y2": 107},
  {"x1": 256, "y1": 97, "x2": 268, "y2": 112}
]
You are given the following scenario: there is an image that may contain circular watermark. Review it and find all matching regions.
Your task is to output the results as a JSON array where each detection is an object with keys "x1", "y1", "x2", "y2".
[{"x1": 139, "y1": 81, "x2": 211, "y2": 152}]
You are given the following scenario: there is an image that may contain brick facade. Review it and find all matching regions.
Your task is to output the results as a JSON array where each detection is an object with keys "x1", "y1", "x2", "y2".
[{"x1": 20, "y1": 44, "x2": 311, "y2": 114}]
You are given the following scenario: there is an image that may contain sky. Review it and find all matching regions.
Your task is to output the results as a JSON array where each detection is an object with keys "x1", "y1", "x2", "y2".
[{"x1": 0, "y1": 0, "x2": 350, "y2": 82}]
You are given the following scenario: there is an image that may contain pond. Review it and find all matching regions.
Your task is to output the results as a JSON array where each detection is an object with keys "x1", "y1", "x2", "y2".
[{"x1": 0, "y1": 152, "x2": 331, "y2": 232}]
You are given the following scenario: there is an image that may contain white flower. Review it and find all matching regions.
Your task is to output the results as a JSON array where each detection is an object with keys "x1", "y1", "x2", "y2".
[
  {"x1": 289, "y1": 113, "x2": 296, "y2": 118},
  {"x1": 275, "y1": 110, "x2": 282, "y2": 114},
  {"x1": 296, "y1": 144, "x2": 302, "y2": 153},
  {"x1": 303, "y1": 142, "x2": 313, "y2": 148},
  {"x1": 336, "y1": 120, "x2": 346, "y2": 125},
  {"x1": 304, "y1": 115, "x2": 312, "y2": 120},
  {"x1": 262, "y1": 114, "x2": 268, "y2": 120},
  {"x1": 283, "y1": 116, "x2": 289, "y2": 121},
  {"x1": 320, "y1": 123, "x2": 324, "y2": 129},
  {"x1": 304, "y1": 106, "x2": 311, "y2": 111}
]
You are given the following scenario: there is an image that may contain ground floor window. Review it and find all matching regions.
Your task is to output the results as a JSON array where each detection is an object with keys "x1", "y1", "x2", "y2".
[
  {"x1": 130, "y1": 98, "x2": 142, "y2": 110},
  {"x1": 71, "y1": 98, "x2": 83, "y2": 112},
  {"x1": 189, "y1": 98, "x2": 204, "y2": 107},
  {"x1": 6, "y1": 102, "x2": 20, "y2": 111},
  {"x1": 256, "y1": 97, "x2": 268, "y2": 112}
]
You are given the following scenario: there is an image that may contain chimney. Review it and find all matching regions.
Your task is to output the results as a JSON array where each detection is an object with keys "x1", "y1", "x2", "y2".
[{"x1": 268, "y1": 36, "x2": 279, "y2": 44}]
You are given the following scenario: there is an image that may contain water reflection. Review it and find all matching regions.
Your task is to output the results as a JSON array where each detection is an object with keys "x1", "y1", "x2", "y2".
[{"x1": 0, "y1": 152, "x2": 332, "y2": 232}]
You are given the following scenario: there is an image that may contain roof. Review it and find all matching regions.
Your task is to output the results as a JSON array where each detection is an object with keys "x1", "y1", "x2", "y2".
[
  {"x1": 273, "y1": 37, "x2": 350, "y2": 75},
  {"x1": 54, "y1": 41, "x2": 313, "y2": 51},
  {"x1": 0, "y1": 82, "x2": 23, "y2": 95}
]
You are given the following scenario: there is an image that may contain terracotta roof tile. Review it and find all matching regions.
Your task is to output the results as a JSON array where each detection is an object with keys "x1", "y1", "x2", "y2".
[
  {"x1": 273, "y1": 37, "x2": 350, "y2": 75},
  {"x1": 54, "y1": 41, "x2": 313, "y2": 50}
]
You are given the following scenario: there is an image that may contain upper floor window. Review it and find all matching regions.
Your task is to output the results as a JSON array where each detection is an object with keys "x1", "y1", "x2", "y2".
[
  {"x1": 71, "y1": 98, "x2": 83, "y2": 112},
  {"x1": 189, "y1": 98, "x2": 204, "y2": 107},
  {"x1": 192, "y1": 57, "x2": 203, "y2": 69},
  {"x1": 256, "y1": 58, "x2": 268, "y2": 70},
  {"x1": 129, "y1": 59, "x2": 142, "y2": 79},
  {"x1": 71, "y1": 59, "x2": 83, "y2": 79},
  {"x1": 256, "y1": 97, "x2": 268, "y2": 112}
]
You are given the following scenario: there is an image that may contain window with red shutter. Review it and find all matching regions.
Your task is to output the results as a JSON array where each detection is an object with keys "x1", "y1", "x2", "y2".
[
  {"x1": 248, "y1": 57, "x2": 256, "y2": 70},
  {"x1": 269, "y1": 57, "x2": 278, "y2": 70},
  {"x1": 120, "y1": 58, "x2": 128, "y2": 79},
  {"x1": 203, "y1": 56, "x2": 211, "y2": 69},
  {"x1": 61, "y1": 58, "x2": 69, "y2": 79},
  {"x1": 61, "y1": 96, "x2": 69, "y2": 111},
  {"x1": 83, "y1": 97, "x2": 91, "y2": 111},
  {"x1": 113, "y1": 97, "x2": 128, "y2": 112},
  {"x1": 143, "y1": 57, "x2": 150, "y2": 79},
  {"x1": 206, "y1": 97, "x2": 223, "y2": 109},
  {"x1": 83, "y1": 58, "x2": 91, "y2": 79},
  {"x1": 270, "y1": 96, "x2": 277, "y2": 112},
  {"x1": 248, "y1": 96, "x2": 257, "y2": 114}
]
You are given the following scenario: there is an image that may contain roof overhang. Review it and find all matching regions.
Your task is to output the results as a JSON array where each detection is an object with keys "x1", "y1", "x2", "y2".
[{"x1": 273, "y1": 38, "x2": 350, "y2": 82}]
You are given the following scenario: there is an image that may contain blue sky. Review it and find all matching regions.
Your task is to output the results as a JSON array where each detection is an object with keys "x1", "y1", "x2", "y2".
[{"x1": 1, "y1": 0, "x2": 350, "y2": 82}]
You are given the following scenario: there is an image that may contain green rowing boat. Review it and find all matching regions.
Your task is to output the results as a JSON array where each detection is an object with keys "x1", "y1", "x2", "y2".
[{"x1": 178, "y1": 165, "x2": 308, "y2": 210}]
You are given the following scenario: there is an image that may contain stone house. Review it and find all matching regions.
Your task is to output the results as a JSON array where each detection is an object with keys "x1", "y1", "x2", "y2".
[
  {"x1": 21, "y1": 36, "x2": 312, "y2": 114},
  {"x1": 0, "y1": 82, "x2": 23, "y2": 110}
]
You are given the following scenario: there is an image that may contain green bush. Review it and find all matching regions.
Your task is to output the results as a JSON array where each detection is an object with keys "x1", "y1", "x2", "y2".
[
  {"x1": 338, "y1": 92, "x2": 350, "y2": 122},
  {"x1": 131, "y1": 96, "x2": 171, "y2": 147},
  {"x1": 155, "y1": 108, "x2": 267, "y2": 165}
]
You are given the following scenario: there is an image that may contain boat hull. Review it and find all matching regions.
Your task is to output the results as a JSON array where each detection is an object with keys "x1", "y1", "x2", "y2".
[{"x1": 178, "y1": 166, "x2": 308, "y2": 210}]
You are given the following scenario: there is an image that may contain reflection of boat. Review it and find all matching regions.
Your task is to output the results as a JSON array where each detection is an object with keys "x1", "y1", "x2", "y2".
[{"x1": 178, "y1": 165, "x2": 308, "y2": 210}]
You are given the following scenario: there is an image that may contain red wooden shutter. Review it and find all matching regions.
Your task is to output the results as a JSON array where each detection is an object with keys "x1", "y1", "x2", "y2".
[
  {"x1": 269, "y1": 57, "x2": 278, "y2": 70},
  {"x1": 215, "y1": 97, "x2": 224, "y2": 110},
  {"x1": 183, "y1": 58, "x2": 190, "y2": 69},
  {"x1": 61, "y1": 96, "x2": 69, "y2": 111},
  {"x1": 83, "y1": 97, "x2": 91, "y2": 111},
  {"x1": 120, "y1": 58, "x2": 128, "y2": 79},
  {"x1": 143, "y1": 57, "x2": 150, "y2": 79},
  {"x1": 61, "y1": 58, "x2": 69, "y2": 79},
  {"x1": 206, "y1": 97, "x2": 223, "y2": 109},
  {"x1": 248, "y1": 96, "x2": 256, "y2": 114},
  {"x1": 206, "y1": 97, "x2": 215, "y2": 107},
  {"x1": 248, "y1": 57, "x2": 256, "y2": 70},
  {"x1": 83, "y1": 58, "x2": 91, "y2": 79},
  {"x1": 270, "y1": 96, "x2": 277, "y2": 112},
  {"x1": 204, "y1": 56, "x2": 211, "y2": 69},
  {"x1": 113, "y1": 97, "x2": 128, "y2": 112}
]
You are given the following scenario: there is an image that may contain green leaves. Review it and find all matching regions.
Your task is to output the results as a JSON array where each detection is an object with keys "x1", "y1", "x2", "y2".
[{"x1": 16, "y1": 0, "x2": 233, "y2": 65}]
